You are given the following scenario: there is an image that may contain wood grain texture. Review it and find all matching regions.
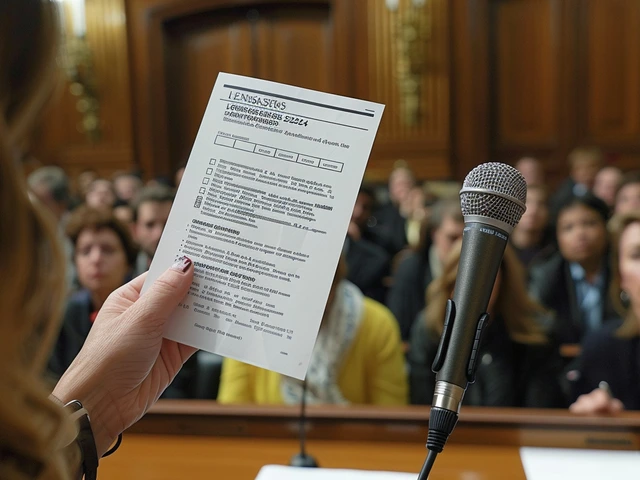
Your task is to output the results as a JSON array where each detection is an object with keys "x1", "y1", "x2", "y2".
[{"x1": 33, "y1": 0, "x2": 134, "y2": 178}]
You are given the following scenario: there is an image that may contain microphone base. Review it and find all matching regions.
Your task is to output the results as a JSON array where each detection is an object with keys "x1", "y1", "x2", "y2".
[{"x1": 289, "y1": 453, "x2": 319, "y2": 468}]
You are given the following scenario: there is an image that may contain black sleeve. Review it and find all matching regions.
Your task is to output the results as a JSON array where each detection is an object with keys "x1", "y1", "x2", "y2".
[
  {"x1": 519, "y1": 343, "x2": 569, "y2": 408},
  {"x1": 407, "y1": 315, "x2": 439, "y2": 405},
  {"x1": 386, "y1": 256, "x2": 424, "y2": 341}
]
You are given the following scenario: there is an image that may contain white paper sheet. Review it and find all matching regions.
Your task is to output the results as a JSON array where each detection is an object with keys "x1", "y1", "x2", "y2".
[
  {"x1": 520, "y1": 447, "x2": 640, "y2": 480},
  {"x1": 255, "y1": 465, "x2": 417, "y2": 480},
  {"x1": 143, "y1": 73, "x2": 384, "y2": 379}
]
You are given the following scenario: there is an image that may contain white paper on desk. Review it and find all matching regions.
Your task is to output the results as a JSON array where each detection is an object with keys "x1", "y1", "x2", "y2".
[
  {"x1": 520, "y1": 447, "x2": 640, "y2": 480},
  {"x1": 255, "y1": 465, "x2": 417, "y2": 480},
  {"x1": 143, "y1": 72, "x2": 384, "y2": 380}
]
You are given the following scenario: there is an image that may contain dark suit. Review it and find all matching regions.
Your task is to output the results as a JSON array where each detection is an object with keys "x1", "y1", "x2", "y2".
[
  {"x1": 571, "y1": 321, "x2": 640, "y2": 410},
  {"x1": 344, "y1": 237, "x2": 390, "y2": 304},
  {"x1": 386, "y1": 249, "x2": 433, "y2": 341},
  {"x1": 528, "y1": 251, "x2": 616, "y2": 345},
  {"x1": 367, "y1": 202, "x2": 407, "y2": 256},
  {"x1": 408, "y1": 314, "x2": 567, "y2": 408}
]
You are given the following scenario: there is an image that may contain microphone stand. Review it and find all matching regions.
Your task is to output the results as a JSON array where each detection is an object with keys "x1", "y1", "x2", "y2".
[{"x1": 289, "y1": 378, "x2": 318, "y2": 467}]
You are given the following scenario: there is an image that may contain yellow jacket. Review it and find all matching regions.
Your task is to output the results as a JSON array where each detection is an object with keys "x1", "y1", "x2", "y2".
[{"x1": 217, "y1": 298, "x2": 408, "y2": 405}]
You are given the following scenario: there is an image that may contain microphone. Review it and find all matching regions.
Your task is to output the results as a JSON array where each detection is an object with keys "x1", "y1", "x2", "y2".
[
  {"x1": 417, "y1": 162, "x2": 527, "y2": 479},
  {"x1": 289, "y1": 378, "x2": 319, "y2": 468}
]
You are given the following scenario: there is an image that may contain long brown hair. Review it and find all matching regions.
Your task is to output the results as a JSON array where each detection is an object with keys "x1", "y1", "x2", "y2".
[
  {"x1": 0, "y1": 1, "x2": 78, "y2": 478},
  {"x1": 608, "y1": 212, "x2": 640, "y2": 339},
  {"x1": 424, "y1": 239, "x2": 547, "y2": 344}
]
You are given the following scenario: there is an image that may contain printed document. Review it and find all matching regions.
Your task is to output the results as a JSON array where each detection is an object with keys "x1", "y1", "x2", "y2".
[{"x1": 144, "y1": 73, "x2": 384, "y2": 379}]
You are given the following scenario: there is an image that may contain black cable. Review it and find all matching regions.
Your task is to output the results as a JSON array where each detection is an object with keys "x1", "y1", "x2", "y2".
[{"x1": 417, "y1": 450, "x2": 438, "y2": 480}]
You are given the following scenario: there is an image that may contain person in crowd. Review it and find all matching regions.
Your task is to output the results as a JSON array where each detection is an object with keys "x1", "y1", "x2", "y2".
[
  {"x1": 75, "y1": 168, "x2": 99, "y2": 200},
  {"x1": 218, "y1": 257, "x2": 408, "y2": 405},
  {"x1": 528, "y1": 193, "x2": 616, "y2": 345},
  {"x1": 570, "y1": 211, "x2": 640, "y2": 412},
  {"x1": 593, "y1": 166, "x2": 623, "y2": 210},
  {"x1": 345, "y1": 184, "x2": 390, "y2": 303},
  {"x1": 549, "y1": 147, "x2": 603, "y2": 219},
  {"x1": 112, "y1": 171, "x2": 143, "y2": 204},
  {"x1": 386, "y1": 198, "x2": 464, "y2": 341},
  {"x1": 408, "y1": 240, "x2": 566, "y2": 408},
  {"x1": 369, "y1": 164, "x2": 415, "y2": 255},
  {"x1": 2, "y1": 3, "x2": 198, "y2": 475},
  {"x1": 113, "y1": 200, "x2": 135, "y2": 235},
  {"x1": 27, "y1": 166, "x2": 76, "y2": 288},
  {"x1": 401, "y1": 184, "x2": 429, "y2": 248},
  {"x1": 515, "y1": 156, "x2": 545, "y2": 186},
  {"x1": 131, "y1": 185, "x2": 175, "y2": 275},
  {"x1": 84, "y1": 178, "x2": 116, "y2": 211},
  {"x1": 614, "y1": 170, "x2": 640, "y2": 215},
  {"x1": 510, "y1": 185, "x2": 552, "y2": 268},
  {"x1": 48, "y1": 207, "x2": 138, "y2": 377}
]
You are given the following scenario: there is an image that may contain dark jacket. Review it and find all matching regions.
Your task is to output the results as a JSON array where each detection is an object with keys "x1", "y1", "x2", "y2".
[
  {"x1": 344, "y1": 237, "x2": 390, "y2": 304},
  {"x1": 571, "y1": 320, "x2": 640, "y2": 410},
  {"x1": 408, "y1": 313, "x2": 567, "y2": 408},
  {"x1": 528, "y1": 251, "x2": 616, "y2": 345},
  {"x1": 366, "y1": 202, "x2": 407, "y2": 256},
  {"x1": 386, "y1": 249, "x2": 434, "y2": 341}
]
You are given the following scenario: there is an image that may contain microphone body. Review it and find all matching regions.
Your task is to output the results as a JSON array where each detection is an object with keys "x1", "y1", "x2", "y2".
[{"x1": 423, "y1": 163, "x2": 527, "y2": 464}]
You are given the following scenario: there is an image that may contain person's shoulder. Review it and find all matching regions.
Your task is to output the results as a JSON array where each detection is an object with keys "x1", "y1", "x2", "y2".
[
  {"x1": 362, "y1": 297, "x2": 397, "y2": 327},
  {"x1": 582, "y1": 319, "x2": 626, "y2": 353}
]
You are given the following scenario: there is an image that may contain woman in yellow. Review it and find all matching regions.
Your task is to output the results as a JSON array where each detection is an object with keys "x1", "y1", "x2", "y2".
[{"x1": 218, "y1": 258, "x2": 408, "y2": 405}]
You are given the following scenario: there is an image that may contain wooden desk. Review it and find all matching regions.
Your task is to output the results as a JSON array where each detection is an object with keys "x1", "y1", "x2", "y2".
[{"x1": 100, "y1": 402, "x2": 640, "y2": 479}]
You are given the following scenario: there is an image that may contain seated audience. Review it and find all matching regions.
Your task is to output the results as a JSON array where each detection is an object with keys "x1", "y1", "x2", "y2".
[
  {"x1": 85, "y1": 178, "x2": 116, "y2": 211},
  {"x1": 408, "y1": 241, "x2": 566, "y2": 408},
  {"x1": 345, "y1": 184, "x2": 390, "y2": 303},
  {"x1": 49, "y1": 207, "x2": 137, "y2": 377},
  {"x1": 549, "y1": 147, "x2": 603, "y2": 220},
  {"x1": 218, "y1": 257, "x2": 408, "y2": 405},
  {"x1": 570, "y1": 212, "x2": 640, "y2": 412},
  {"x1": 614, "y1": 170, "x2": 640, "y2": 215},
  {"x1": 132, "y1": 185, "x2": 175, "y2": 275},
  {"x1": 510, "y1": 185, "x2": 551, "y2": 268},
  {"x1": 113, "y1": 199, "x2": 135, "y2": 234},
  {"x1": 386, "y1": 198, "x2": 464, "y2": 341},
  {"x1": 112, "y1": 171, "x2": 143, "y2": 203},
  {"x1": 515, "y1": 156, "x2": 545, "y2": 186},
  {"x1": 593, "y1": 166, "x2": 623, "y2": 210},
  {"x1": 529, "y1": 193, "x2": 615, "y2": 345},
  {"x1": 401, "y1": 184, "x2": 429, "y2": 248}
]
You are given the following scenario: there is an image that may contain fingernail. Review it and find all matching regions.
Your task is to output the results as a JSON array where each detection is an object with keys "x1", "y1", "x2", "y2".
[{"x1": 171, "y1": 256, "x2": 192, "y2": 273}]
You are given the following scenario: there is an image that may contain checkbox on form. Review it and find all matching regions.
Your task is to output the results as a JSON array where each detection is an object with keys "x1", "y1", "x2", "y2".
[
  {"x1": 199, "y1": 187, "x2": 206, "y2": 194},
  {"x1": 206, "y1": 168, "x2": 213, "y2": 175},
  {"x1": 202, "y1": 178, "x2": 210, "y2": 185},
  {"x1": 209, "y1": 159, "x2": 216, "y2": 165}
]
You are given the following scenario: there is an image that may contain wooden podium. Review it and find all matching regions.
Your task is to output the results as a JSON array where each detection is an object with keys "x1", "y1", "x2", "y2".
[{"x1": 99, "y1": 401, "x2": 640, "y2": 479}]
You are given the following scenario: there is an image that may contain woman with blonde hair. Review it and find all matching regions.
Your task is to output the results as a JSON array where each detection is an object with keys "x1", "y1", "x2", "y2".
[
  {"x1": 570, "y1": 212, "x2": 640, "y2": 414},
  {"x1": 1, "y1": 1, "x2": 196, "y2": 478},
  {"x1": 408, "y1": 239, "x2": 567, "y2": 407}
]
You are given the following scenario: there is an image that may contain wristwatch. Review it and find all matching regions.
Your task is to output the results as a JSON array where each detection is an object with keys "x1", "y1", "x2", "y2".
[{"x1": 65, "y1": 400, "x2": 98, "y2": 480}]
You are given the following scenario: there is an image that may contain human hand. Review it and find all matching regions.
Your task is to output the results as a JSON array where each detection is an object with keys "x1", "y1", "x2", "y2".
[
  {"x1": 569, "y1": 386, "x2": 624, "y2": 416},
  {"x1": 52, "y1": 256, "x2": 195, "y2": 455}
]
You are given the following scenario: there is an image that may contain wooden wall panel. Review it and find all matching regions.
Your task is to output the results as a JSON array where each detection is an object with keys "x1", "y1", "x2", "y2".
[
  {"x1": 33, "y1": 0, "x2": 134, "y2": 180},
  {"x1": 578, "y1": 0, "x2": 640, "y2": 147},
  {"x1": 357, "y1": 0, "x2": 451, "y2": 181},
  {"x1": 492, "y1": 0, "x2": 561, "y2": 149}
]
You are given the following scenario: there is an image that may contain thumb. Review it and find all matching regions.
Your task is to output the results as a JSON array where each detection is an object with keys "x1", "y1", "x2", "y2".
[{"x1": 126, "y1": 256, "x2": 194, "y2": 329}]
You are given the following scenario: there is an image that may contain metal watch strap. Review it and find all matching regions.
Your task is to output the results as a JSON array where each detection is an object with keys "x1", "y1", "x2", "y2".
[{"x1": 65, "y1": 400, "x2": 98, "y2": 480}]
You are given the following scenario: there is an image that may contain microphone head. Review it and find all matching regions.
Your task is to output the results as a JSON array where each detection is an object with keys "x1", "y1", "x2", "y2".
[{"x1": 459, "y1": 162, "x2": 527, "y2": 233}]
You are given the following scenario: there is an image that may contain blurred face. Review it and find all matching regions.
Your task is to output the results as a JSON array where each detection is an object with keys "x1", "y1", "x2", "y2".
[
  {"x1": 516, "y1": 157, "x2": 544, "y2": 186},
  {"x1": 572, "y1": 158, "x2": 601, "y2": 189},
  {"x1": 519, "y1": 188, "x2": 549, "y2": 232},
  {"x1": 432, "y1": 216, "x2": 465, "y2": 265},
  {"x1": 86, "y1": 180, "x2": 116, "y2": 210},
  {"x1": 556, "y1": 204, "x2": 607, "y2": 265},
  {"x1": 31, "y1": 184, "x2": 65, "y2": 220},
  {"x1": 619, "y1": 222, "x2": 640, "y2": 312},
  {"x1": 75, "y1": 228, "x2": 129, "y2": 298},
  {"x1": 615, "y1": 183, "x2": 640, "y2": 215},
  {"x1": 134, "y1": 200, "x2": 172, "y2": 258},
  {"x1": 403, "y1": 187, "x2": 427, "y2": 220},
  {"x1": 593, "y1": 167, "x2": 622, "y2": 207},
  {"x1": 389, "y1": 168, "x2": 415, "y2": 205},
  {"x1": 78, "y1": 171, "x2": 98, "y2": 197},
  {"x1": 113, "y1": 205, "x2": 134, "y2": 233},
  {"x1": 113, "y1": 175, "x2": 141, "y2": 203},
  {"x1": 351, "y1": 192, "x2": 374, "y2": 228}
]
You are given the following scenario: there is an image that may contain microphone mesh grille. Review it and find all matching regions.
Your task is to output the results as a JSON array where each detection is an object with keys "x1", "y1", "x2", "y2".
[{"x1": 460, "y1": 162, "x2": 527, "y2": 227}]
